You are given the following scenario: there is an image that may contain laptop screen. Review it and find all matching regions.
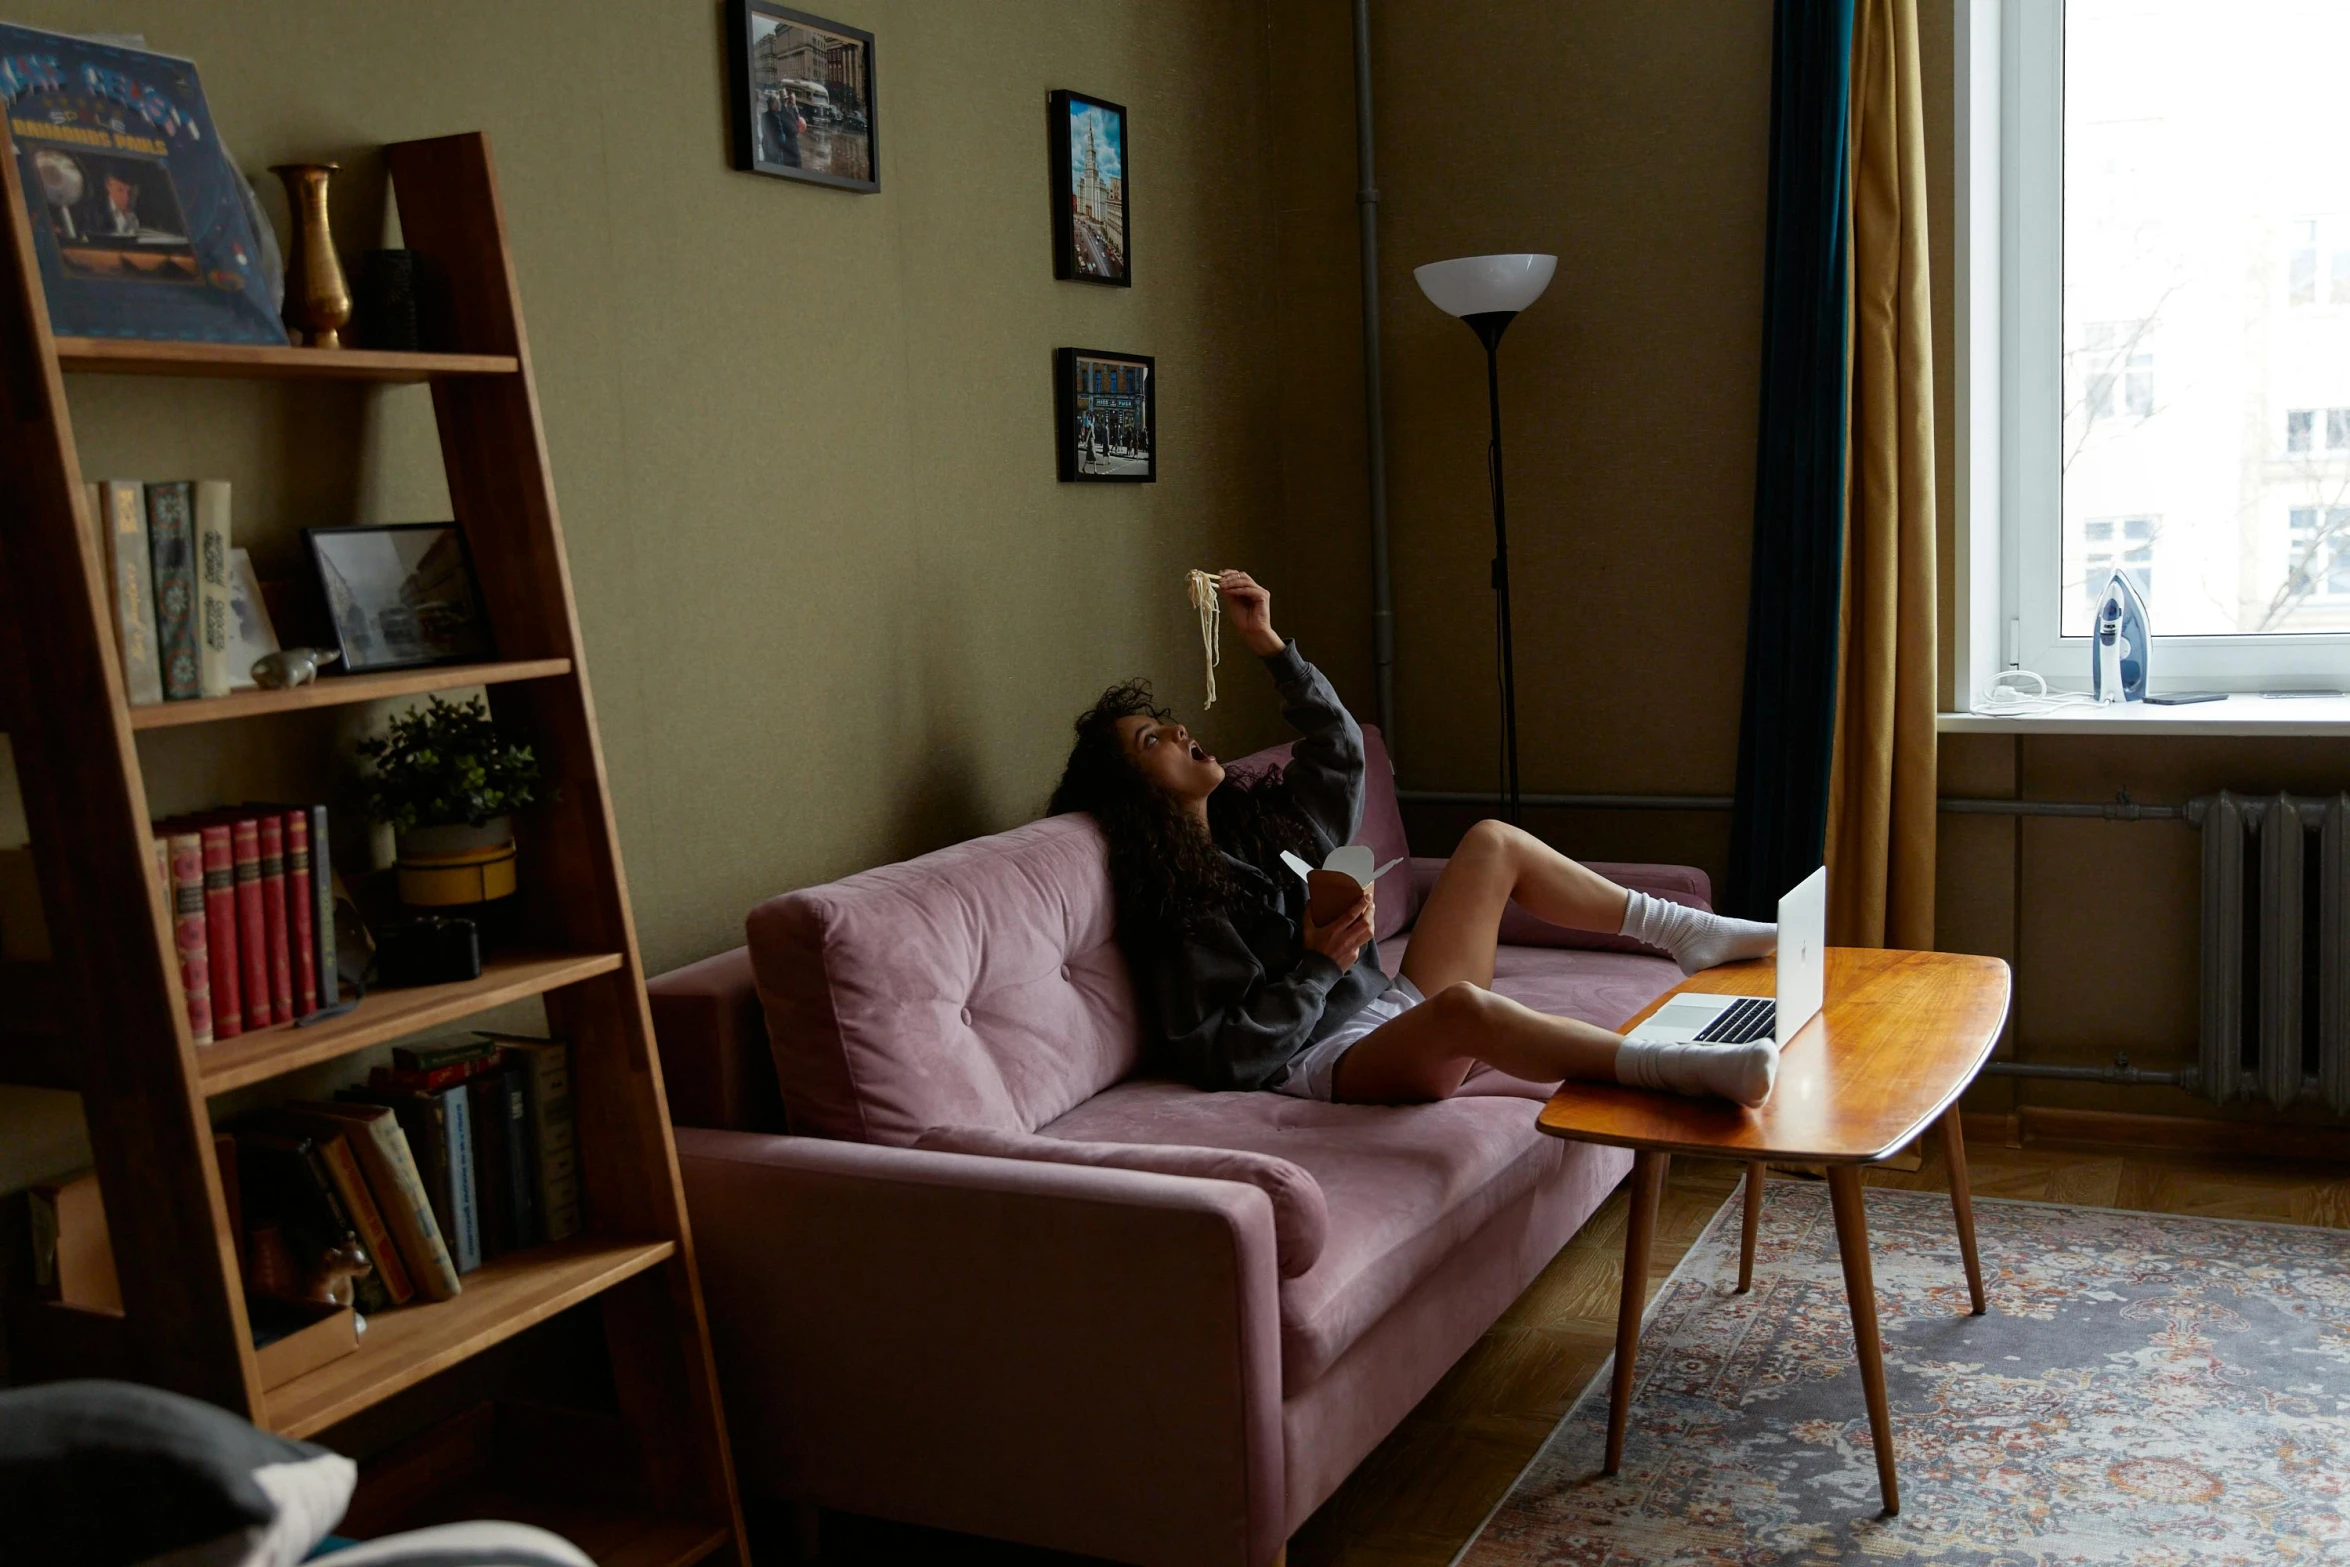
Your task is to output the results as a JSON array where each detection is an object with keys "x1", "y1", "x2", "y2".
[{"x1": 1775, "y1": 866, "x2": 1828, "y2": 1046}]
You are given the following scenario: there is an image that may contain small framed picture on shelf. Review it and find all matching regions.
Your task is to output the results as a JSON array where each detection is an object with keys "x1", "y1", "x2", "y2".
[
  {"x1": 1056, "y1": 347, "x2": 1155, "y2": 483},
  {"x1": 224, "y1": 547, "x2": 279, "y2": 690},
  {"x1": 1049, "y1": 90, "x2": 1129, "y2": 285},
  {"x1": 304, "y1": 523, "x2": 494, "y2": 673},
  {"x1": 727, "y1": 0, "x2": 879, "y2": 193}
]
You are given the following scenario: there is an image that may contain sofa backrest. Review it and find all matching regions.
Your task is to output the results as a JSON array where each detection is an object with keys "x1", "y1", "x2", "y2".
[
  {"x1": 1230, "y1": 723, "x2": 1414, "y2": 941},
  {"x1": 741, "y1": 724, "x2": 1403, "y2": 1145},
  {"x1": 747, "y1": 814, "x2": 1139, "y2": 1145}
]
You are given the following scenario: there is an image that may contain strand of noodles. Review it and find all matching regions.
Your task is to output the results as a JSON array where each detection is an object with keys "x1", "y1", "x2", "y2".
[{"x1": 1187, "y1": 569, "x2": 1222, "y2": 707}]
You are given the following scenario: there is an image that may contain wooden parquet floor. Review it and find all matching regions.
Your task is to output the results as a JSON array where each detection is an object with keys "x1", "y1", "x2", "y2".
[{"x1": 756, "y1": 1140, "x2": 2350, "y2": 1566}]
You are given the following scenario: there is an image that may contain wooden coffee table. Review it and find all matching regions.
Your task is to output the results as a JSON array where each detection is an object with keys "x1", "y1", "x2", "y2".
[{"x1": 1536, "y1": 947, "x2": 2011, "y2": 1515}]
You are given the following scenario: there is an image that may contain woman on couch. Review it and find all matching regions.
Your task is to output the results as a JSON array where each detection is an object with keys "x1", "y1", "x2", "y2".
[{"x1": 1049, "y1": 570, "x2": 1780, "y2": 1108}]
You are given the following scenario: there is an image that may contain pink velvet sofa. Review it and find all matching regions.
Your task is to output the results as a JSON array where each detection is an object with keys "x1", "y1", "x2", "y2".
[{"x1": 648, "y1": 728, "x2": 1709, "y2": 1567}]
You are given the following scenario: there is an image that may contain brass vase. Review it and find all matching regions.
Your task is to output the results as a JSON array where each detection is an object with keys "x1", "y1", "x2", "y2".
[{"x1": 270, "y1": 162, "x2": 352, "y2": 349}]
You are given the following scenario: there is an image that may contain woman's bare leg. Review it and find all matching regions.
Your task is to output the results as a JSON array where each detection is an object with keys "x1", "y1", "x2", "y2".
[
  {"x1": 1399, "y1": 820, "x2": 1631, "y2": 996},
  {"x1": 1333, "y1": 981, "x2": 1623, "y2": 1103}
]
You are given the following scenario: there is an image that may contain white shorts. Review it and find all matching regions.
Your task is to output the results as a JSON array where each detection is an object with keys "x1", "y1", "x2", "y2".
[{"x1": 1275, "y1": 975, "x2": 1426, "y2": 1101}]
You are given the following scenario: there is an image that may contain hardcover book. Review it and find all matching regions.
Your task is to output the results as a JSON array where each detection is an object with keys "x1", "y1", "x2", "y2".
[
  {"x1": 255, "y1": 812, "x2": 292, "y2": 1024},
  {"x1": 100, "y1": 479, "x2": 161, "y2": 705},
  {"x1": 309, "y1": 805, "x2": 337, "y2": 1009},
  {"x1": 193, "y1": 479, "x2": 232, "y2": 697},
  {"x1": 292, "y1": 1100, "x2": 459, "y2": 1301},
  {"x1": 230, "y1": 815, "x2": 268, "y2": 1032},
  {"x1": 490, "y1": 1035, "x2": 580, "y2": 1242},
  {"x1": 282, "y1": 809, "x2": 316, "y2": 1017},
  {"x1": 164, "y1": 830, "x2": 211, "y2": 1046},
  {"x1": 144, "y1": 479, "x2": 198, "y2": 699},
  {"x1": 0, "y1": 26, "x2": 285, "y2": 345},
  {"x1": 196, "y1": 821, "x2": 240, "y2": 1038}
]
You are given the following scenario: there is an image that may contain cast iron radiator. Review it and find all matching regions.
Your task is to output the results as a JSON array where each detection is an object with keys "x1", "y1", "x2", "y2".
[{"x1": 2189, "y1": 791, "x2": 2350, "y2": 1112}]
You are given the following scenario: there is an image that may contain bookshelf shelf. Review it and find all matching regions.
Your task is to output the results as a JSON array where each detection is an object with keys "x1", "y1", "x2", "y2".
[
  {"x1": 128, "y1": 659, "x2": 574, "y2": 730},
  {"x1": 195, "y1": 951, "x2": 625, "y2": 1094},
  {"x1": 54, "y1": 337, "x2": 520, "y2": 382},
  {"x1": 2, "y1": 131, "x2": 745, "y2": 1562},
  {"x1": 265, "y1": 1235, "x2": 675, "y2": 1438}
]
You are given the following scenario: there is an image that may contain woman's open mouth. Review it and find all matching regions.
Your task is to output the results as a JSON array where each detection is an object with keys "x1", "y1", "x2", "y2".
[{"x1": 1191, "y1": 742, "x2": 1211, "y2": 763}]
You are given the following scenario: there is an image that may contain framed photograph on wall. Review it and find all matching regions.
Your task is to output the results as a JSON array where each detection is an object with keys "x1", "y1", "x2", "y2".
[
  {"x1": 727, "y1": 0, "x2": 878, "y2": 193},
  {"x1": 1056, "y1": 348, "x2": 1155, "y2": 483},
  {"x1": 1048, "y1": 90, "x2": 1128, "y2": 285},
  {"x1": 304, "y1": 523, "x2": 495, "y2": 673}
]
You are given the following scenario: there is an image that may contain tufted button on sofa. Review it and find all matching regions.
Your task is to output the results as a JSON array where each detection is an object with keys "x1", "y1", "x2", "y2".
[{"x1": 649, "y1": 726, "x2": 1711, "y2": 1567}]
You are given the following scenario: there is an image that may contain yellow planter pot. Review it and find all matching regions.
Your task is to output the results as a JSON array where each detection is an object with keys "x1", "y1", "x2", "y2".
[{"x1": 394, "y1": 820, "x2": 518, "y2": 907}]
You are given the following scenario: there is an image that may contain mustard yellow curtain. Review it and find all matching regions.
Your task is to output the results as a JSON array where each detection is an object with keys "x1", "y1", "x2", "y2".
[{"x1": 1825, "y1": 0, "x2": 1937, "y2": 950}]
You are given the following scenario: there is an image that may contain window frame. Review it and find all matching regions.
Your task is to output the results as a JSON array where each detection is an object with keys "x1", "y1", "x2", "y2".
[{"x1": 1979, "y1": 0, "x2": 2350, "y2": 697}]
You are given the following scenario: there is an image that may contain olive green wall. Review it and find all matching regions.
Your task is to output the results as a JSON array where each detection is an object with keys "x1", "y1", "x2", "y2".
[{"x1": 0, "y1": 0, "x2": 1308, "y2": 1193}]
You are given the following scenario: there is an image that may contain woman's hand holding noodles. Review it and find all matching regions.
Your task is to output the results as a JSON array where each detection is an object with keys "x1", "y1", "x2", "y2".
[{"x1": 1218, "y1": 570, "x2": 1284, "y2": 656}]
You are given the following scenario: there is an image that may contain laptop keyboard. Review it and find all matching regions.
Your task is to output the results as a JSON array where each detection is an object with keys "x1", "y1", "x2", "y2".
[{"x1": 1693, "y1": 996, "x2": 1777, "y2": 1044}]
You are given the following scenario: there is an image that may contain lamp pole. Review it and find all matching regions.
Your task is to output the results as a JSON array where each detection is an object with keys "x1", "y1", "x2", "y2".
[{"x1": 1468, "y1": 312, "x2": 1521, "y2": 825}]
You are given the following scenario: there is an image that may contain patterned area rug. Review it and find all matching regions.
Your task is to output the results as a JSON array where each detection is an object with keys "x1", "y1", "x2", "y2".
[{"x1": 1457, "y1": 1182, "x2": 2350, "y2": 1565}]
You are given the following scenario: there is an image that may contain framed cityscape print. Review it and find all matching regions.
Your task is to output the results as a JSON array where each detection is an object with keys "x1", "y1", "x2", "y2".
[
  {"x1": 305, "y1": 523, "x2": 494, "y2": 672},
  {"x1": 1049, "y1": 90, "x2": 1128, "y2": 285},
  {"x1": 1056, "y1": 348, "x2": 1155, "y2": 483},
  {"x1": 727, "y1": 0, "x2": 878, "y2": 193}
]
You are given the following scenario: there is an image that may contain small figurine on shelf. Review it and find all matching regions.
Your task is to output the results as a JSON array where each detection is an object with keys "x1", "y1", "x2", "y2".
[
  {"x1": 250, "y1": 647, "x2": 340, "y2": 689},
  {"x1": 305, "y1": 1234, "x2": 374, "y2": 1310}
]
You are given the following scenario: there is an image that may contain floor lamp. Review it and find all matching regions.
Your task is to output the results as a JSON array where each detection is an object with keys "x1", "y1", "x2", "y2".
[{"x1": 1414, "y1": 253, "x2": 1557, "y2": 825}]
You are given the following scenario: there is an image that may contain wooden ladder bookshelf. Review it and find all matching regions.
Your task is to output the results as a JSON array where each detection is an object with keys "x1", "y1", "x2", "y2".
[{"x1": 0, "y1": 133, "x2": 745, "y2": 1566}]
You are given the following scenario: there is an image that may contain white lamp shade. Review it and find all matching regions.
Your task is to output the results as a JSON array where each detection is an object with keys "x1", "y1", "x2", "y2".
[{"x1": 1413, "y1": 253, "x2": 1557, "y2": 318}]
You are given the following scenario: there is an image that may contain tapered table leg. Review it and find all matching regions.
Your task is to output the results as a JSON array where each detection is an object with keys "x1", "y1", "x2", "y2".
[
  {"x1": 1604, "y1": 1149, "x2": 1669, "y2": 1474},
  {"x1": 1826, "y1": 1164, "x2": 1899, "y2": 1515},
  {"x1": 1737, "y1": 1160, "x2": 1766, "y2": 1293},
  {"x1": 1940, "y1": 1108, "x2": 1987, "y2": 1315}
]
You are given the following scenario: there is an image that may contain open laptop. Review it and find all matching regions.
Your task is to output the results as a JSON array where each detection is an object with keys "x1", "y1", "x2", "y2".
[{"x1": 1625, "y1": 865, "x2": 1826, "y2": 1048}]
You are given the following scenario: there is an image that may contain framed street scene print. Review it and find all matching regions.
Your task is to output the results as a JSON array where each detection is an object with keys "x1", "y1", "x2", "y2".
[
  {"x1": 728, "y1": 0, "x2": 878, "y2": 193},
  {"x1": 1056, "y1": 348, "x2": 1154, "y2": 483},
  {"x1": 1049, "y1": 90, "x2": 1128, "y2": 284},
  {"x1": 305, "y1": 523, "x2": 494, "y2": 672}
]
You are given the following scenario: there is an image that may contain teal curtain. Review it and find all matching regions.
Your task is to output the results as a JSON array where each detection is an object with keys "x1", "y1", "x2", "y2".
[{"x1": 1727, "y1": 0, "x2": 1857, "y2": 919}]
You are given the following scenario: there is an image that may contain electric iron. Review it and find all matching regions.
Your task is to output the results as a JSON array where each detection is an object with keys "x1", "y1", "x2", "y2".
[{"x1": 2092, "y1": 567, "x2": 2150, "y2": 704}]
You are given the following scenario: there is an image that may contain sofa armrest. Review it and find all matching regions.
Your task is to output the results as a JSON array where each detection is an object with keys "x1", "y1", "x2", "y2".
[
  {"x1": 1406, "y1": 856, "x2": 1713, "y2": 954},
  {"x1": 677, "y1": 1129, "x2": 1285, "y2": 1567},
  {"x1": 647, "y1": 946, "x2": 782, "y2": 1132}
]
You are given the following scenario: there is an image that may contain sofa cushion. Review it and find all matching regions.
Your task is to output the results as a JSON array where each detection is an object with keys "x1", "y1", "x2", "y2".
[
  {"x1": 746, "y1": 815, "x2": 1139, "y2": 1145},
  {"x1": 1228, "y1": 724, "x2": 1413, "y2": 942},
  {"x1": 915, "y1": 1124, "x2": 1327, "y2": 1278},
  {"x1": 1043, "y1": 1080, "x2": 1573, "y2": 1391}
]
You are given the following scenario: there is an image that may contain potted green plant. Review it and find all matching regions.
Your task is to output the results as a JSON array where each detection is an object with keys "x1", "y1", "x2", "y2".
[{"x1": 358, "y1": 694, "x2": 543, "y2": 906}]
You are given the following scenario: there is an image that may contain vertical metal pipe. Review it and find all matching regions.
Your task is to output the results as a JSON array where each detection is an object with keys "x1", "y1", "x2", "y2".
[{"x1": 1352, "y1": 0, "x2": 1398, "y2": 754}]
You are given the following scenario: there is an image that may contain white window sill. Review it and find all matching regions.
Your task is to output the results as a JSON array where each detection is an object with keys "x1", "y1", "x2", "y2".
[{"x1": 1940, "y1": 696, "x2": 2350, "y2": 736}]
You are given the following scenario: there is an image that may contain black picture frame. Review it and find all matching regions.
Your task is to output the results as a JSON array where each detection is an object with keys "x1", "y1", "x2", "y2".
[
  {"x1": 1056, "y1": 348, "x2": 1156, "y2": 483},
  {"x1": 727, "y1": 0, "x2": 879, "y2": 194},
  {"x1": 304, "y1": 523, "x2": 496, "y2": 674},
  {"x1": 1048, "y1": 90, "x2": 1130, "y2": 286}
]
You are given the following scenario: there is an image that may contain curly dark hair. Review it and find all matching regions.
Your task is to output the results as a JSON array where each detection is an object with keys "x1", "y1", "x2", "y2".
[{"x1": 1048, "y1": 679, "x2": 1319, "y2": 940}]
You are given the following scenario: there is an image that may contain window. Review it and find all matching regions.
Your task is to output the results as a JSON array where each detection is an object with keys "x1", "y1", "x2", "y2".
[
  {"x1": 1980, "y1": 0, "x2": 2350, "y2": 687},
  {"x1": 2082, "y1": 516, "x2": 2154, "y2": 607}
]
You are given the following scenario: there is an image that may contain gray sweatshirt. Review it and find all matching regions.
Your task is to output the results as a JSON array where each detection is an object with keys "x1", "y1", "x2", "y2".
[{"x1": 1130, "y1": 641, "x2": 1391, "y2": 1092}]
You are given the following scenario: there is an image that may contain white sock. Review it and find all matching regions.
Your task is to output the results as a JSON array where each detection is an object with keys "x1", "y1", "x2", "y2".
[
  {"x1": 1619, "y1": 889, "x2": 1778, "y2": 976},
  {"x1": 1614, "y1": 1038, "x2": 1778, "y2": 1108}
]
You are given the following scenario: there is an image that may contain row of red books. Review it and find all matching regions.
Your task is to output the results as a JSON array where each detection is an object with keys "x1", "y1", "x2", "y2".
[{"x1": 152, "y1": 805, "x2": 337, "y2": 1045}]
